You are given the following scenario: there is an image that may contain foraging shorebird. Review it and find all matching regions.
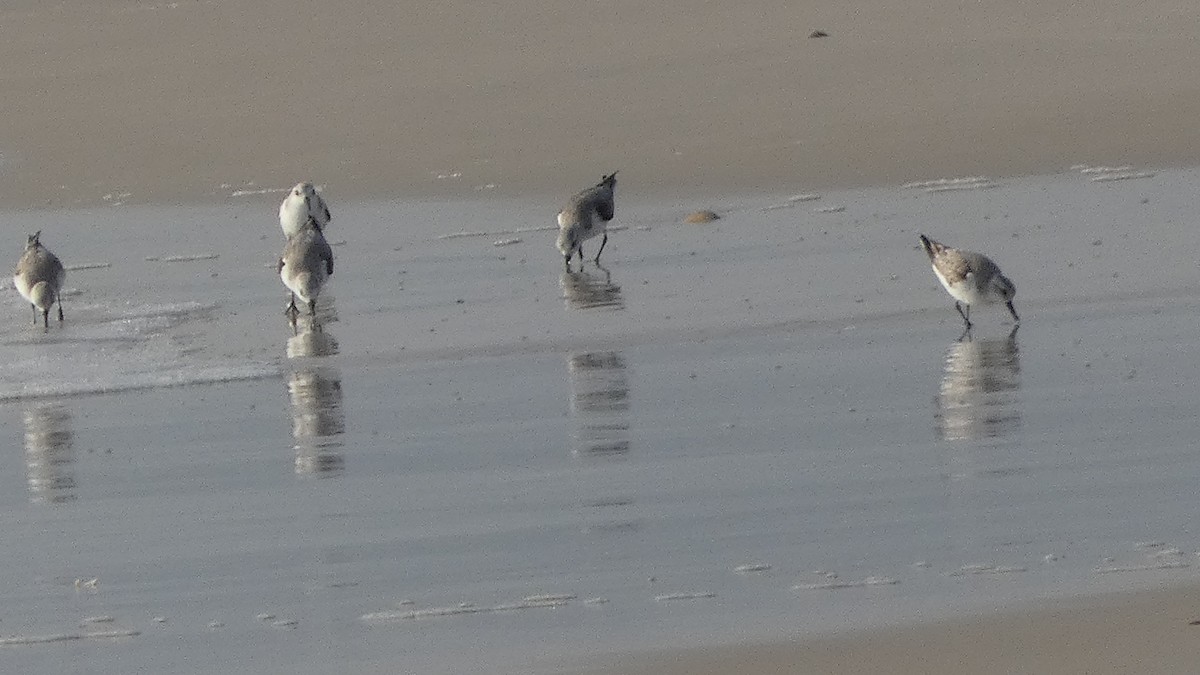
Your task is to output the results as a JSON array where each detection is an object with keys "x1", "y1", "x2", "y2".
[
  {"x1": 13, "y1": 231, "x2": 66, "y2": 330},
  {"x1": 278, "y1": 218, "x2": 334, "y2": 325},
  {"x1": 279, "y1": 182, "x2": 332, "y2": 239},
  {"x1": 919, "y1": 234, "x2": 1019, "y2": 329},
  {"x1": 556, "y1": 172, "x2": 617, "y2": 269}
]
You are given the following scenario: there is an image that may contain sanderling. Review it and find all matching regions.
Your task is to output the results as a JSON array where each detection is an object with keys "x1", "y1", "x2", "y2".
[
  {"x1": 279, "y1": 182, "x2": 332, "y2": 239},
  {"x1": 918, "y1": 234, "x2": 1019, "y2": 329},
  {"x1": 557, "y1": 172, "x2": 617, "y2": 269},
  {"x1": 13, "y1": 231, "x2": 66, "y2": 330},
  {"x1": 278, "y1": 218, "x2": 334, "y2": 326}
]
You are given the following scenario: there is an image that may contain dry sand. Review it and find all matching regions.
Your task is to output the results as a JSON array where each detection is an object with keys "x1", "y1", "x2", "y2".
[
  {"x1": 3, "y1": 0, "x2": 1200, "y2": 208},
  {"x1": 573, "y1": 582, "x2": 1200, "y2": 675}
]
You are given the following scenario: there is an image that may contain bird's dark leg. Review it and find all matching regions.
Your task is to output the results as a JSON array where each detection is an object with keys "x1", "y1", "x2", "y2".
[
  {"x1": 285, "y1": 293, "x2": 301, "y2": 331},
  {"x1": 42, "y1": 307, "x2": 49, "y2": 332},
  {"x1": 594, "y1": 232, "x2": 608, "y2": 263},
  {"x1": 954, "y1": 301, "x2": 972, "y2": 329},
  {"x1": 57, "y1": 300, "x2": 64, "y2": 323},
  {"x1": 1006, "y1": 301, "x2": 1020, "y2": 324},
  {"x1": 957, "y1": 325, "x2": 973, "y2": 343},
  {"x1": 576, "y1": 247, "x2": 584, "y2": 265},
  {"x1": 309, "y1": 298, "x2": 323, "y2": 332},
  {"x1": 30, "y1": 304, "x2": 37, "y2": 326}
]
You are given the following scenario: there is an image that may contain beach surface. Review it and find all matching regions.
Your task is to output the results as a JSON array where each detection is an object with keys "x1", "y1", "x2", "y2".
[
  {"x1": 576, "y1": 583, "x2": 1200, "y2": 675},
  {"x1": 3, "y1": 2, "x2": 1200, "y2": 674},
  {"x1": 2, "y1": 0, "x2": 1200, "y2": 207},
  {"x1": 3, "y1": 169, "x2": 1200, "y2": 674}
]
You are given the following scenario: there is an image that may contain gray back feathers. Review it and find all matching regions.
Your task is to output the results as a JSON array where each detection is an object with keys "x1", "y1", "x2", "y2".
[
  {"x1": 920, "y1": 234, "x2": 1003, "y2": 288},
  {"x1": 563, "y1": 172, "x2": 617, "y2": 225},
  {"x1": 281, "y1": 220, "x2": 334, "y2": 276},
  {"x1": 15, "y1": 231, "x2": 65, "y2": 287}
]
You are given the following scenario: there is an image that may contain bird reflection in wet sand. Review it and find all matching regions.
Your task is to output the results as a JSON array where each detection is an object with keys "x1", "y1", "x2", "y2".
[
  {"x1": 24, "y1": 403, "x2": 76, "y2": 504},
  {"x1": 286, "y1": 325, "x2": 339, "y2": 359},
  {"x1": 936, "y1": 326, "x2": 1021, "y2": 441},
  {"x1": 286, "y1": 326, "x2": 345, "y2": 477},
  {"x1": 561, "y1": 265, "x2": 623, "y2": 311},
  {"x1": 568, "y1": 351, "x2": 631, "y2": 457}
]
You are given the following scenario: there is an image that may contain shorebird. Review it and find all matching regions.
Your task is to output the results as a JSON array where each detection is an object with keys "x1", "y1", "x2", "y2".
[
  {"x1": 13, "y1": 231, "x2": 66, "y2": 330},
  {"x1": 919, "y1": 234, "x2": 1019, "y2": 329},
  {"x1": 557, "y1": 172, "x2": 617, "y2": 269},
  {"x1": 279, "y1": 182, "x2": 332, "y2": 239},
  {"x1": 278, "y1": 218, "x2": 334, "y2": 326}
]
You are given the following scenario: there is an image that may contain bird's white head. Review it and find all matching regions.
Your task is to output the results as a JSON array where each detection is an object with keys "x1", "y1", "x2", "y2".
[{"x1": 293, "y1": 181, "x2": 318, "y2": 209}]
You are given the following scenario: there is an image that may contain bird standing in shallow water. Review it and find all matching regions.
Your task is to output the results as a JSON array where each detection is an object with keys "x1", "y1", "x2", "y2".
[
  {"x1": 13, "y1": 231, "x2": 66, "y2": 331},
  {"x1": 557, "y1": 172, "x2": 617, "y2": 270},
  {"x1": 279, "y1": 218, "x2": 334, "y2": 328},
  {"x1": 919, "y1": 234, "x2": 1019, "y2": 329},
  {"x1": 279, "y1": 182, "x2": 332, "y2": 239}
]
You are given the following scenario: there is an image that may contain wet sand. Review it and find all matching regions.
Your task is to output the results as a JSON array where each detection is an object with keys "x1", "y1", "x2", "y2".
[
  {"x1": 2, "y1": 169, "x2": 1200, "y2": 673},
  {"x1": 3, "y1": 0, "x2": 1200, "y2": 207}
]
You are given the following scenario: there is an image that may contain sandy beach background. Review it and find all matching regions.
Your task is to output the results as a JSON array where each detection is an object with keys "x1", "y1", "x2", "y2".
[{"x1": 2, "y1": 0, "x2": 1200, "y2": 208}]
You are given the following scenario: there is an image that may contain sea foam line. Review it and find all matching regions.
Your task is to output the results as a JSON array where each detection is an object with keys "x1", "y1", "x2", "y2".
[
  {"x1": 0, "y1": 630, "x2": 139, "y2": 646},
  {"x1": 80, "y1": 616, "x2": 115, "y2": 626},
  {"x1": 1094, "y1": 561, "x2": 1189, "y2": 574},
  {"x1": 361, "y1": 598, "x2": 570, "y2": 622},
  {"x1": 903, "y1": 176, "x2": 992, "y2": 189},
  {"x1": 654, "y1": 592, "x2": 716, "y2": 601},
  {"x1": 761, "y1": 193, "x2": 822, "y2": 211},
  {"x1": 0, "y1": 364, "x2": 280, "y2": 403},
  {"x1": 1074, "y1": 165, "x2": 1132, "y2": 174},
  {"x1": 1090, "y1": 171, "x2": 1156, "y2": 183},
  {"x1": 522, "y1": 593, "x2": 577, "y2": 603},
  {"x1": 925, "y1": 182, "x2": 999, "y2": 193},
  {"x1": 1072, "y1": 164, "x2": 1157, "y2": 182},
  {"x1": 145, "y1": 253, "x2": 220, "y2": 262},
  {"x1": 792, "y1": 576, "x2": 899, "y2": 590},
  {"x1": 230, "y1": 187, "x2": 290, "y2": 197},
  {"x1": 947, "y1": 564, "x2": 1027, "y2": 577}
]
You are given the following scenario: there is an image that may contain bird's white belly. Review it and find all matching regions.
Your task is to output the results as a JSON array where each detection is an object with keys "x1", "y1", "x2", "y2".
[
  {"x1": 282, "y1": 268, "x2": 326, "y2": 304},
  {"x1": 933, "y1": 267, "x2": 990, "y2": 306}
]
